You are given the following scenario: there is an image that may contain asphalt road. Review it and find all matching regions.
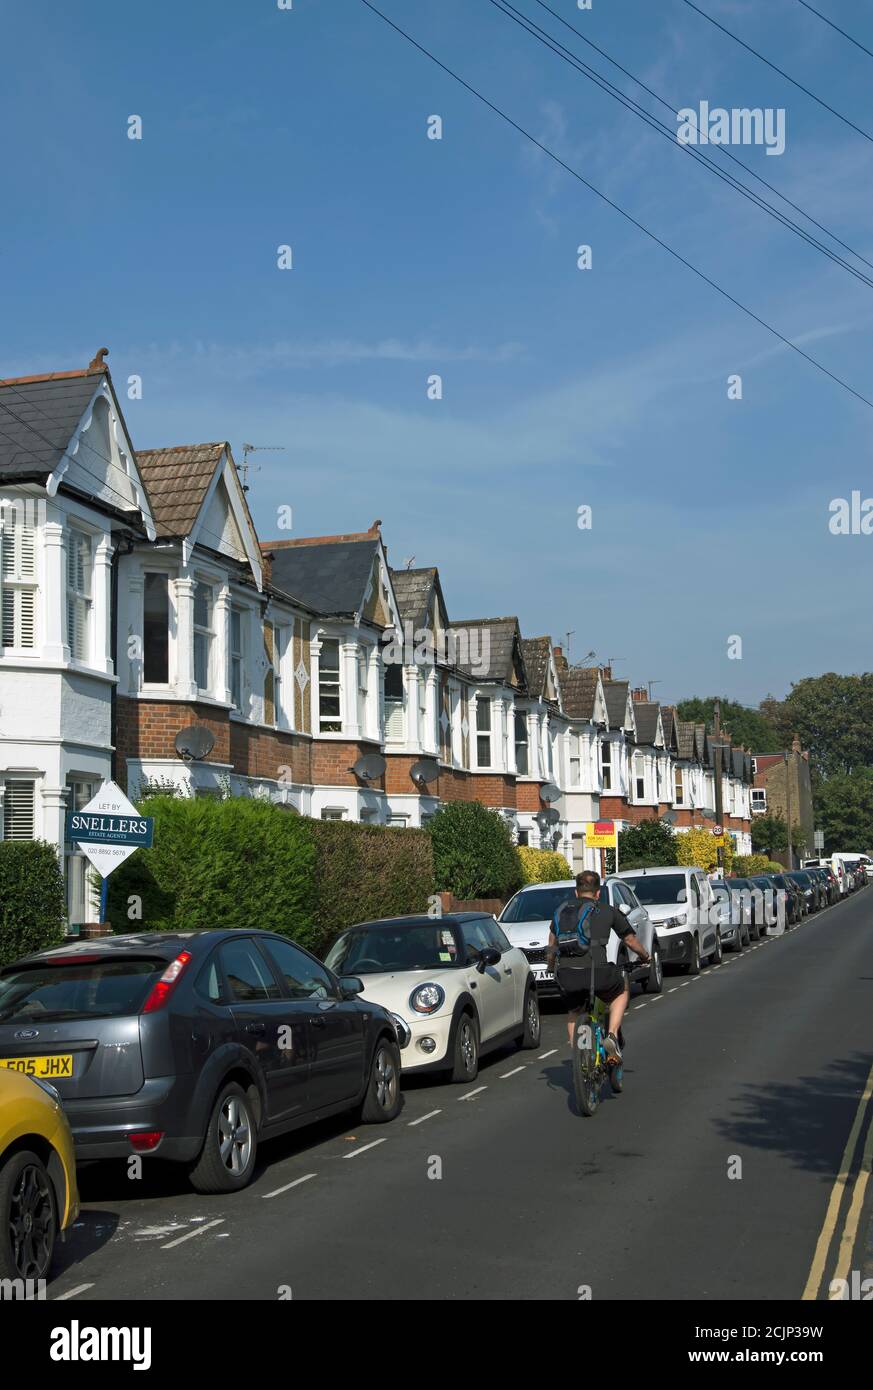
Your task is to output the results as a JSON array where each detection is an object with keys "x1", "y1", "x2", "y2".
[{"x1": 50, "y1": 888, "x2": 873, "y2": 1302}]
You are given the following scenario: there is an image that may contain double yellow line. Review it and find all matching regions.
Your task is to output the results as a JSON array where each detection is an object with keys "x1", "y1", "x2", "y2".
[{"x1": 802, "y1": 1058, "x2": 873, "y2": 1299}]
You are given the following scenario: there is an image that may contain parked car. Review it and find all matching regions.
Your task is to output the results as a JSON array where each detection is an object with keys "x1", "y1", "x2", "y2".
[
  {"x1": 498, "y1": 877, "x2": 662, "y2": 995},
  {"x1": 761, "y1": 873, "x2": 802, "y2": 925},
  {"x1": 787, "y1": 869, "x2": 824, "y2": 913},
  {"x1": 0, "y1": 930, "x2": 403, "y2": 1194},
  {"x1": 806, "y1": 865, "x2": 837, "y2": 905},
  {"x1": 711, "y1": 881, "x2": 752, "y2": 950},
  {"x1": 746, "y1": 874, "x2": 789, "y2": 930},
  {"x1": 616, "y1": 866, "x2": 719, "y2": 975},
  {"x1": 324, "y1": 913, "x2": 540, "y2": 1084},
  {"x1": 0, "y1": 1068, "x2": 79, "y2": 1284},
  {"x1": 725, "y1": 877, "x2": 765, "y2": 939}
]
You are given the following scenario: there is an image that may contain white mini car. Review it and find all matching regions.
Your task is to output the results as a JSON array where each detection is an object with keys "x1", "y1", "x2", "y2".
[{"x1": 323, "y1": 913, "x2": 541, "y2": 1082}]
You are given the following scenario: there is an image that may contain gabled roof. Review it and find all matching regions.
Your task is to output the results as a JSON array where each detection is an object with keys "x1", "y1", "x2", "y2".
[
  {"x1": 661, "y1": 705, "x2": 680, "y2": 753},
  {"x1": 520, "y1": 636, "x2": 561, "y2": 705},
  {"x1": 561, "y1": 666, "x2": 603, "y2": 722},
  {"x1": 0, "y1": 369, "x2": 106, "y2": 479},
  {"x1": 451, "y1": 616, "x2": 527, "y2": 686},
  {"x1": 694, "y1": 724, "x2": 708, "y2": 762},
  {"x1": 389, "y1": 566, "x2": 447, "y2": 631},
  {"x1": 676, "y1": 719, "x2": 697, "y2": 760},
  {"x1": 136, "y1": 443, "x2": 226, "y2": 539},
  {"x1": 265, "y1": 531, "x2": 378, "y2": 617},
  {"x1": 603, "y1": 679, "x2": 635, "y2": 733},
  {"x1": 632, "y1": 701, "x2": 663, "y2": 747}
]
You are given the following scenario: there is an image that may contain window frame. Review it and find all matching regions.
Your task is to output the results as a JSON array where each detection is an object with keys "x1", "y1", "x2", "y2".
[
  {"x1": 66, "y1": 529, "x2": 93, "y2": 663},
  {"x1": 475, "y1": 695, "x2": 492, "y2": 769},
  {"x1": 318, "y1": 637, "x2": 342, "y2": 733},
  {"x1": 142, "y1": 571, "x2": 171, "y2": 686},
  {"x1": 1, "y1": 777, "x2": 36, "y2": 840},
  {"x1": 193, "y1": 580, "x2": 215, "y2": 694},
  {"x1": 0, "y1": 501, "x2": 38, "y2": 651}
]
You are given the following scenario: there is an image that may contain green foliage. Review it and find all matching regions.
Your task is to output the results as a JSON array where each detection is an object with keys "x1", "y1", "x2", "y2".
[
  {"x1": 733, "y1": 853, "x2": 774, "y2": 877},
  {"x1": 617, "y1": 818, "x2": 677, "y2": 869},
  {"x1": 0, "y1": 841, "x2": 66, "y2": 967},
  {"x1": 427, "y1": 801, "x2": 522, "y2": 900},
  {"x1": 675, "y1": 826, "x2": 734, "y2": 874},
  {"x1": 774, "y1": 673, "x2": 873, "y2": 779},
  {"x1": 106, "y1": 796, "x2": 317, "y2": 939},
  {"x1": 516, "y1": 846, "x2": 571, "y2": 884},
  {"x1": 814, "y1": 768, "x2": 873, "y2": 853},
  {"x1": 308, "y1": 819, "x2": 434, "y2": 957},
  {"x1": 751, "y1": 813, "x2": 789, "y2": 857},
  {"x1": 675, "y1": 697, "x2": 780, "y2": 753}
]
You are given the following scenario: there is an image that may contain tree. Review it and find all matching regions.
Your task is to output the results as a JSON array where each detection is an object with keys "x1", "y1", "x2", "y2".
[
  {"x1": 774, "y1": 673, "x2": 873, "y2": 779},
  {"x1": 751, "y1": 813, "x2": 788, "y2": 858},
  {"x1": 814, "y1": 768, "x2": 873, "y2": 853},
  {"x1": 617, "y1": 817, "x2": 677, "y2": 869},
  {"x1": 675, "y1": 826, "x2": 734, "y2": 874},
  {"x1": 674, "y1": 697, "x2": 780, "y2": 752},
  {"x1": 428, "y1": 801, "x2": 522, "y2": 900}
]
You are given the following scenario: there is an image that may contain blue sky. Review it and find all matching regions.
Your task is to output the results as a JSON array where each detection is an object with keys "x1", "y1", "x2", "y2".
[{"x1": 3, "y1": 0, "x2": 873, "y2": 706}]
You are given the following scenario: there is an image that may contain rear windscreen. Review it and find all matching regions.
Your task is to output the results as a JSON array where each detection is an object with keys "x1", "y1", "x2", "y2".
[{"x1": 0, "y1": 959, "x2": 165, "y2": 1023}]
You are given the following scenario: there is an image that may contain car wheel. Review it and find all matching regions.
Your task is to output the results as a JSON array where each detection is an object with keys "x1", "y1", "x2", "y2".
[
  {"x1": 708, "y1": 929, "x2": 723, "y2": 966},
  {"x1": 641, "y1": 945, "x2": 663, "y2": 994},
  {"x1": 682, "y1": 935, "x2": 701, "y2": 976},
  {"x1": 360, "y1": 1037, "x2": 402, "y2": 1123},
  {"x1": 450, "y1": 1011, "x2": 480, "y2": 1083},
  {"x1": 0, "y1": 1150, "x2": 57, "y2": 1282},
  {"x1": 517, "y1": 986, "x2": 541, "y2": 1050},
  {"x1": 189, "y1": 1081, "x2": 258, "y2": 1194}
]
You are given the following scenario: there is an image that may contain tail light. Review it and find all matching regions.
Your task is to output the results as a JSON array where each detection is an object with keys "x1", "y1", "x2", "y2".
[
  {"x1": 130, "y1": 1132, "x2": 163, "y2": 1153},
  {"x1": 140, "y1": 950, "x2": 192, "y2": 1014}
]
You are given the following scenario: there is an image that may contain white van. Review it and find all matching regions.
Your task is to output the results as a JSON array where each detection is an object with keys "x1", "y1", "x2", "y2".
[{"x1": 616, "y1": 866, "x2": 719, "y2": 975}]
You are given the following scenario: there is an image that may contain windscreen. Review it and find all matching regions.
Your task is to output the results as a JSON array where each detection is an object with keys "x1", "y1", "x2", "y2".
[
  {"x1": 325, "y1": 924, "x2": 461, "y2": 974},
  {"x1": 0, "y1": 958, "x2": 165, "y2": 1023},
  {"x1": 500, "y1": 886, "x2": 576, "y2": 923},
  {"x1": 620, "y1": 874, "x2": 688, "y2": 906}
]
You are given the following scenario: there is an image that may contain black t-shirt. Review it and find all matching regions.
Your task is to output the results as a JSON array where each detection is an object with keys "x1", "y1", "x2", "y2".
[{"x1": 551, "y1": 899, "x2": 632, "y2": 969}]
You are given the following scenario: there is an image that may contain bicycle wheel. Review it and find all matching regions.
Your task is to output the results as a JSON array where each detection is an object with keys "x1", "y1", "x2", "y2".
[{"x1": 572, "y1": 1015, "x2": 600, "y2": 1116}]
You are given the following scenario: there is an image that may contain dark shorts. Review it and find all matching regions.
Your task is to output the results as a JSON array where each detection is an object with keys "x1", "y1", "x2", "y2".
[{"x1": 556, "y1": 962, "x2": 627, "y2": 1012}]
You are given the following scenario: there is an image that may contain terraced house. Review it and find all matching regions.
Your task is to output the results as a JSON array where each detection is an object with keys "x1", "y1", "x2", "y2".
[{"x1": 0, "y1": 352, "x2": 753, "y2": 925}]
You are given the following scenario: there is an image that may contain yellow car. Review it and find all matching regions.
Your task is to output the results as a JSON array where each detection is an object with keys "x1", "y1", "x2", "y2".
[{"x1": 0, "y1": 1067, "x2": 79, "y2": 1285}]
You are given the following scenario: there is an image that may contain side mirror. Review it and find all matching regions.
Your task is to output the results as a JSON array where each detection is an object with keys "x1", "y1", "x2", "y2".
[
  {"x1": 475, "y1": 947, "x2": 501, "y2": 972},
  {"x1": 338, "y1": 975, "x2": 364, "y2": 998},
  {"x1": 618, "y1": 902, "x2": 631, "y2": 916}
]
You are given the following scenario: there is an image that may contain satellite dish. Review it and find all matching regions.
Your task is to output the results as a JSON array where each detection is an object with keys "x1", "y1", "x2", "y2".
[
  {"x1": 699, "y1": 806, "x2": 717, "y2": 821},
  {"x1": 540, "y1": 782, "x2": 561, "y2": 804},
  {"x1": 174, "y1": 724, "x2": 216, "y2": 762},
  {"x1": 536, "y1": 808, "x2": 560, "y2": 827},
  {"x1": 410, "y1": 758, "x2": 440, "y2": 785},
  {"x1": 660, "y1": 810, "x2": 678, "y2": 825},
  {"x1": 349, "y1": 753, "x2": 387, "y2": 782}
]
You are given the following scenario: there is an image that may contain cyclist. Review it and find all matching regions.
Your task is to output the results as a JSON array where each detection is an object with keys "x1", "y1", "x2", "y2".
[{"x1": 546, "y1": 869, "x2": 651, "y2": 1063}]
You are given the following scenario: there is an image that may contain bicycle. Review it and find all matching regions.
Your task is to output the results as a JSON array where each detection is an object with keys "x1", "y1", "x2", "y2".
[{"x1": 571, "y1": 992, "x2": 623, "y2": 1117}]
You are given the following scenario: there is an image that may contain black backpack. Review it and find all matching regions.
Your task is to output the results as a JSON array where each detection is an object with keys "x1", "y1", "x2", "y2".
[{"x1": 555, "y1": 899, "x2": 596, "y2": 958}]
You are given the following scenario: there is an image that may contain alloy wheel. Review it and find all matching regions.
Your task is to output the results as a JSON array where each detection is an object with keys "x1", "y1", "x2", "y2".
[
  {"x1": 373, "y1": 1045, "x2": 398, "y2": 1111},
  {"x1": 459, "y1": 1019, "x2": 477, "y2": 1074},
  {"x1": 9, "y1": 1163, "x2": 55, "y2": 1281},
  {"x1": 527, "y1": 993, "x2": 541, "y2": 1044},
  {"x1": 218, "y1": 1095, "x2": 252, "y2": 1176}
]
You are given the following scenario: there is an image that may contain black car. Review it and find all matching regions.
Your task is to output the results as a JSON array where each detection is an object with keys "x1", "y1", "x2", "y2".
[
  {"x1": 787, "y1": 869, "x2": 823, "y2": 913},
  {"x1": 0, "y1": 930, "x2": 403, "y2": 1193},
  {"x1": 770, "y1": 874, "x2": 804, "y2": 924},
  {"x1": 723, "y1": 878, "x2": 764, "y2": 941},
  {"x1": 748, "y1": 874, "x2": 796, "y2": 930}
]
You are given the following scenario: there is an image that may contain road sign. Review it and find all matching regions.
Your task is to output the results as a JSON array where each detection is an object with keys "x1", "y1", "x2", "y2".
[
  {"x1": 814, "y1": 829, "x2": 824, "y2": 849},
  {"x1": 65, "y1": 782, "x2": 153, "y2": 878},
  {"x1": 586, "y1": 820, "x2": 617, "y2": 849},
  {"x1": 712, "y1": 825, "x2": 724, "y2": 837}
]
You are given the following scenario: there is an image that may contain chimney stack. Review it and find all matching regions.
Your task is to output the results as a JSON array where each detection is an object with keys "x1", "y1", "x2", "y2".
[{"x1": 631, "y1": 686, "x2": 647, "y2": 702}]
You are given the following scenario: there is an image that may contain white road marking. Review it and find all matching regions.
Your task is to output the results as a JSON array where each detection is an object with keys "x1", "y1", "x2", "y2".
[
  {"x1": 55, "y1": 1283, "x2": 94, "y2": 1301},
  {"x1": 668, "y1": 987, "x2": 679, "y2": 993},
  {"x1": 679, "y1": 980, "x2": 691, "y2": 986},
  {"x1": 344, "y1": 1138, "x2": 387, "y2": 1159},
  {"x1": 408, "y1": 1109, "x2": 442, "y2": 1126},
  {"x1": 459, "y1": 1086, "x2": 487, "y2": 1100},
  {"x1": 162, "y1": 1218, "x2": 225, "y2": 1249},
  {"x1": 499, "y1": 1066, "x2": 526, "y2": 1079},
  {"x1": 262, "y1": 1173, "x2": 317, "y2": 1199},
  {"x1": 538, "y1": 1048, "x2": 558, "y2": 1059}
]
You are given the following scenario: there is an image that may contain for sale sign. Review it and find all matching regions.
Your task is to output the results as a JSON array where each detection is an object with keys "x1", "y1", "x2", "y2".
[{"x1": 586, "y1": 820, "x2": 617, "y2": 849}]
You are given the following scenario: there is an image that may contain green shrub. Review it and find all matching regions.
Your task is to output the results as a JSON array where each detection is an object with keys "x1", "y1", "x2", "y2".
[
  {"x1": 427, "y1": 801, "x2": 522, "y2": 900},
  {"x1": 617, "y1": 819, "x2": 677, "y2": 869},
  {"x1": 106, "y1": 796, "x2": 317, "y2": 941},
  {"x1": 733, "y1": 853, "x2": 777, "y2": 877},
  {"x1": 308, "y1": 820, "x2": 434, "y2": 957},
  {"x1": 0, "y1": 841, "x2": 66, "y2": 967},
  {"x1": 516, "y1": 846, "x2": 571, "y2": 884}
]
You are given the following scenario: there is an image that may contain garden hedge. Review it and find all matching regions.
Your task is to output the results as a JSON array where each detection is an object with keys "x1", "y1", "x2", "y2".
[
  {"x1": 0, "y1": 840, "x2": 66, "y2": 967},
  {"x1": 427, "y1": 800, "x2": 523, "y2": 900},
  {"x1": 105, "y1": 795, "x2": 434, "y2": 955},
  {"x1": 516, "y1": 846, "x2": 571, "y2": 884}
]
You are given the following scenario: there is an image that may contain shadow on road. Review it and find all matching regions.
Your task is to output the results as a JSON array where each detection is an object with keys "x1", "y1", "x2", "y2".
[{"x1": 713, "y1": 1050, "x2": 872, "y2": 1178}]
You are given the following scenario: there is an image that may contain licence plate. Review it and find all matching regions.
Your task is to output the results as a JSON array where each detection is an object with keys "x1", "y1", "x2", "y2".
[
  {"x1": 0, "y1": 1055, "x2": 73, "y2": 1078},
  {"x1": 533, "y1": 967, "x2": 554, "y2": 979}
]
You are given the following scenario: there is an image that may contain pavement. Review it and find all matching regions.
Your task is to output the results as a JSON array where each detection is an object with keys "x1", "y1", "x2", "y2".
[{"x1": 48, "y1": 887, "x2": 873, "y2": 1302}]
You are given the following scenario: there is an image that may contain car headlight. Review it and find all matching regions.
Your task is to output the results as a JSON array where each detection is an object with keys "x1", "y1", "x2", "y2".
[
  {"x1": 409, "y1": 983, "x2": 445, "y2": 1015},
  {"x1": 390, "y1": 1013, "x2": 411, "y2": 1048},
  {"x1": 672, "y1": 913, "x2": 687, "y2": 926}
]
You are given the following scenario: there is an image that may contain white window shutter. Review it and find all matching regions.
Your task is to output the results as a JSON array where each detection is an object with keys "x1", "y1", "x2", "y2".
[{"x1": 3, "y1": 780, "x2": 35, "y2": 839}]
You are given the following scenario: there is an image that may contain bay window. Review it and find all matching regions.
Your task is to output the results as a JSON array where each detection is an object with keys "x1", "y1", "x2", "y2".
[
  {"x1": 143, "y1": 573, "x2": 169, "y2": 683},
  {"x1": 674, "y1": 765, "x2": 685, "y2": 805},
  {"x1": 601, "y1": 740, "x2": 612, "y2": 790},
  {"x1": 193, "y1": 581, "x2": 214, "y2": 692},
  {"x1": 384, "y1": 660, "x2": 404, "y2": 740},
  {"x1": 230, "y1": 607, "x2": 244, "y2": 709},
  {"x1": 515, "y1": 712, "x2": 529, "y2": 775},
  {"x1": 0, "y1": 503, "x2": 37, "y2": 650},
  {"x1": 476, "y1": 696, "x2": 492, "y2": 767},
  {"x1": 66, "y1": 530, "x2": 92, "y2": 661},
  {"x1": 319, "y1": 638, "x2": 341, "y2": 732}
]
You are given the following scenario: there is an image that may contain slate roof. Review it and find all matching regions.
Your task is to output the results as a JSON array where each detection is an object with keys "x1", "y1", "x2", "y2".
[
  {"x1": 266, "y1": 533, "x2": 380, "y2": 616},
  {"x1": 0, "y1": 368, "x2": 106, "y2": 480},
  {"x1": 136, "y1": 443, "x2": 225, "y2": 539},
  {"x1": 632, "y1": 701, "x2": 661, "y2": 746},
  {"x1": 661, "y1": 705, "x2": 677, "y2": 750},
  {"x1": 603, "y1": 679, "x2": 631, "y2": 730},
  {"x1": 520, "y1": 637, "x2": 553, "y2": 701},
  {"x1": 694, "y1": 724, "x2": 708, "y2": 761},
  {"x1": 451, "y1": 617, "x2": 526, "y2": 685},
  {"x1": 561, "y1": 667, "x2": 601, "y2": 721},
  {"x1": 732, "y1": 748, "x2": 745, "y2": 779},
  {"x1": 676, "y1": 720, "x2": 697, "y2": 760},
  {"x1": 389, "y1": 567, "x2": 438, "y2": 628}
]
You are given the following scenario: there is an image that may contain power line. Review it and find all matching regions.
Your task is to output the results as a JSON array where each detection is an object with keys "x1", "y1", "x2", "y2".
[
  {"x1": 486, "y1": 0, "x2": 873, "y2": 291},
  {"x1": 793, "y1": 0, "x2": 873, "y2": 62},
  {"x1": 525, "y1": 0, "x2": 873, "y2": 275},
  {"x1": 360, "y1": 0, "x2": 873, "y2": 412},
  {"x1": 681, "y1": 0, "x2": 873, "y2": 144}
]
